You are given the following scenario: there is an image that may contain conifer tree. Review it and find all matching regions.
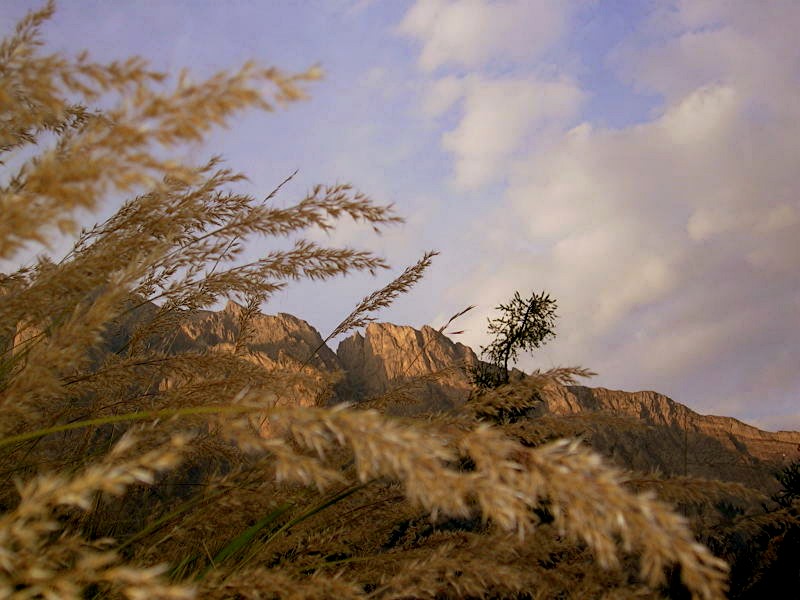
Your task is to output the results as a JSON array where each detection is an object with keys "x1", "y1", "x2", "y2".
[{"x1": 472, "y1": 290, "x2": 557, "y2": 388}]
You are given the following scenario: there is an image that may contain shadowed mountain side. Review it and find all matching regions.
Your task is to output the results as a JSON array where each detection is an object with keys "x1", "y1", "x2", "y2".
[
  {"x1": 516, "y1": 384, "x2": 800, "y2": 490},
  {"x1": 511, "y1": 412, "x2": 781, "y2": 491},
  {"x1": 537, "y1": 386, "x2": 800, "y2": 464}
]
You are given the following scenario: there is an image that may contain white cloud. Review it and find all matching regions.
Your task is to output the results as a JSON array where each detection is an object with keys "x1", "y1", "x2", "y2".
[
  {"x1": 657, "y1": 85, "x2": 740, "y2": 146},
  {"x1": 614, "y1": 0, "x2": 800, "y2": 120},
  {"x1": 399, "y1": 1, "x2": 585, "y2": 188},
  {"x1": 756, "y1": 204, "x2": 800, "y2": 234},
  {"x1": 432, "y1": 75, "x2": 583, "y2": 189},
  {"x1": 397, "y1": 0, "x2": 572, "y2": 72},
  {"x1": 438, "y1": 2, "x2": 800, "y2": 423},
  {"x1": 421, "y1": 75, "x2": 465, "y2": 117}
]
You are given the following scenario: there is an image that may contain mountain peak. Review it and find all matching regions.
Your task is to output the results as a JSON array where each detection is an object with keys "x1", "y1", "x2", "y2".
[
  {"x1": 336, "y1": 320, "x2": 478, "y2": 411},
  {"x1": 103, "y1": 302, "x2": 799, "y2": 486},
  {"x1": 222, "y1": 299, "x2": 245, "y2": 316}
]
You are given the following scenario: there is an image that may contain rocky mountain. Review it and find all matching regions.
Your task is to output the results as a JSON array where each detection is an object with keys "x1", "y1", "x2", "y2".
[
  {"x1": 62, "y1": 300, "x2": 797, "y2": 487},
  {"x1": 158, "y1": 305, "x2": 482, "y2": 410},
  {"x1": 336, "y1": 322, "x2": 478, "y2": 412},
  {"x1": 539, "y1": 386, "x2": 800, "y2": 464},
  {"x1": 95, "y1": 299, "x2": 344, "y2": 407},
  {"x1": 530, "y1": 385, "x2": 800, "y2": 489},
  {"x1": 331, "y1": 316, "x2": 797, "y2": 489},
  {"x1": 172, "y1": 301, "x2": 340, "y2": 372}
]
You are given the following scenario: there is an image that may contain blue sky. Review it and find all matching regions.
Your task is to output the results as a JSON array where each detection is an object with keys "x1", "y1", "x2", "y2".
[{"x1": 3, "y1": 1, "x2": 799, "y2": 432}]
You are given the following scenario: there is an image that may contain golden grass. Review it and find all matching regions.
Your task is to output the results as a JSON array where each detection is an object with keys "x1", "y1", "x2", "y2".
[{"x1": 0, "y1": 3, "x2": 760, "y2": 599}]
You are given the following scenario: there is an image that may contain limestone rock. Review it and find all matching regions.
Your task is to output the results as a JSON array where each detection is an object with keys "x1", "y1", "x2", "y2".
[
  {"x1": 336, "y1": 322, "x2": 478, "y2": 411},
  {"x1": 102, "y1": 300, "x2": 341, "y2": 407},
  {"x1": 172, "y1": 300, "x2": 340, "y2": 372},
  {"x1": 533, "y1": 384, "x2": 800, "y2": 488},
  {"x1": 539, "y1": 385, "x2": 800, "y2": 462},
  {"x1": 165, "y1": 301, "x2": 342, "y2": 407}
]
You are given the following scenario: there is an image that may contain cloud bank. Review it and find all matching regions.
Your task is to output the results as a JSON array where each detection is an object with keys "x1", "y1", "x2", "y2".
[
  {"x1": 397, "y1": 0, "x2": 570, "y2": 72},
  {"x1": 399, "y1": 0, "x2": 800, "y2": 429}
]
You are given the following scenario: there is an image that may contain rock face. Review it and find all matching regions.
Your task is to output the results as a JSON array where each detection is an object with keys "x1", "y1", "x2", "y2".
[
  {"x1": 539, "y1": 386, "x2": 800, "y2": 463},
  {"x1": 172, "y1": 301, "x2": 341, "y2": 372},
  {"x1": 534, "y1": 385, "x2": 800, "y2": 488},
  {"x1": 99, "y1": 300, "x2": 342, "y2": 407},
  {"x1": 164, "y1": 301, "x2": 343, "y2": 407},
  {"x1": 50, "y1": 296, "x2": 796, "y2": 486},
  {"x1": 336, "y1": 322, "x2": 478, "y2": 411}
]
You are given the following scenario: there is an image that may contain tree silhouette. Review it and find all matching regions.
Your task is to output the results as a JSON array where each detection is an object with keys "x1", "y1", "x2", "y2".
[
  {"x1": 472, "y1": 290, "x2": 557, "y2": 388},
  {"x1": 773, "y1": 459, "x2": 800, "y2": 507}
]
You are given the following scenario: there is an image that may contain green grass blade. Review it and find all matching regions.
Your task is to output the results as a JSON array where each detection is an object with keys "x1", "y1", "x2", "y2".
[
  {"x1": 196, "y1": 502, "x2": 293, "y2": 580},
  {"x1": 117, "y1": 487, "x2": 229, "y2": 552},
  {"x1": 169, "y1": 554, "x2": 197, "y2": 581},
  {"x1": 230, "y1": 483, "x2": 369, "y2": 576},
  {"x1": 0, "y1": 404, "x2": 264, "y2": 449},
  {"x1": 269, "y1": 483, "x2": 368, "y2": 538}
]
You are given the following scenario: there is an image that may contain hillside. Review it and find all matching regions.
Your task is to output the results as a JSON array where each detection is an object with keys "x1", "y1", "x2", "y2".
[{"x1": 57, "y1": 300, "x2": 797, "y2": 489}]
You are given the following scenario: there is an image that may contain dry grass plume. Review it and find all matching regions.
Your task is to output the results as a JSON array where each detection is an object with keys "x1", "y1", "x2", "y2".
[{"x1": 0, "y1": 3, "x2": 745, "y2": 599}]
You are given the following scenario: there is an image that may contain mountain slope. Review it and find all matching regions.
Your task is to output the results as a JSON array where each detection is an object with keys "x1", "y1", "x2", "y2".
[
  {"x1": 540, "y1": 385, "x2": 800, "y2": 464},
  {"x1": 523, "y1": 384, "x2": 799, "y2": 489},
  {"x1": 91, "y1": 301, "x2": 797, "y2": 487}
]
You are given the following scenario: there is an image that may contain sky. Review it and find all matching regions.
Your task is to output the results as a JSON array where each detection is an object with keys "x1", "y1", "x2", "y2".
[{"x1": 3, "y1": 1, "x2": 799, "y2": 431}]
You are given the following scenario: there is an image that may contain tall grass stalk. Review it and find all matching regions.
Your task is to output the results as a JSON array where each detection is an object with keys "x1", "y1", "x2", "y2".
[{"x1": 0, "y1": 3, "x2": 730, "y2": 599}]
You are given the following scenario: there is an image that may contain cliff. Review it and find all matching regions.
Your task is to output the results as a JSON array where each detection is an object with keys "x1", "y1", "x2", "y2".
[
  {"x1": 336, "y1": 322, "x2": 478, "y2": 411},
  {"x1": 529, "y1": 385, "x2": 800, "y2": 489},
  {"x1": 539, "y1": 385, "x2": 800, "y2": 464},
  {"x1": 29, "y1": 296, "x2": 794, "y2": 487},
  {"x1": 172, "y1": 300, "x2": 341, "y2": 372},
  {"x1": 99, "y1": 299, "x2": 342, "y2": 407}
]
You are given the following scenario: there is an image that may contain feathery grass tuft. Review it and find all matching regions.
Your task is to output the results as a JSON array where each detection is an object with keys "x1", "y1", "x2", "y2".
[{"x1": 0, "y1": 4, "x2": 747, "y2": 599}]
